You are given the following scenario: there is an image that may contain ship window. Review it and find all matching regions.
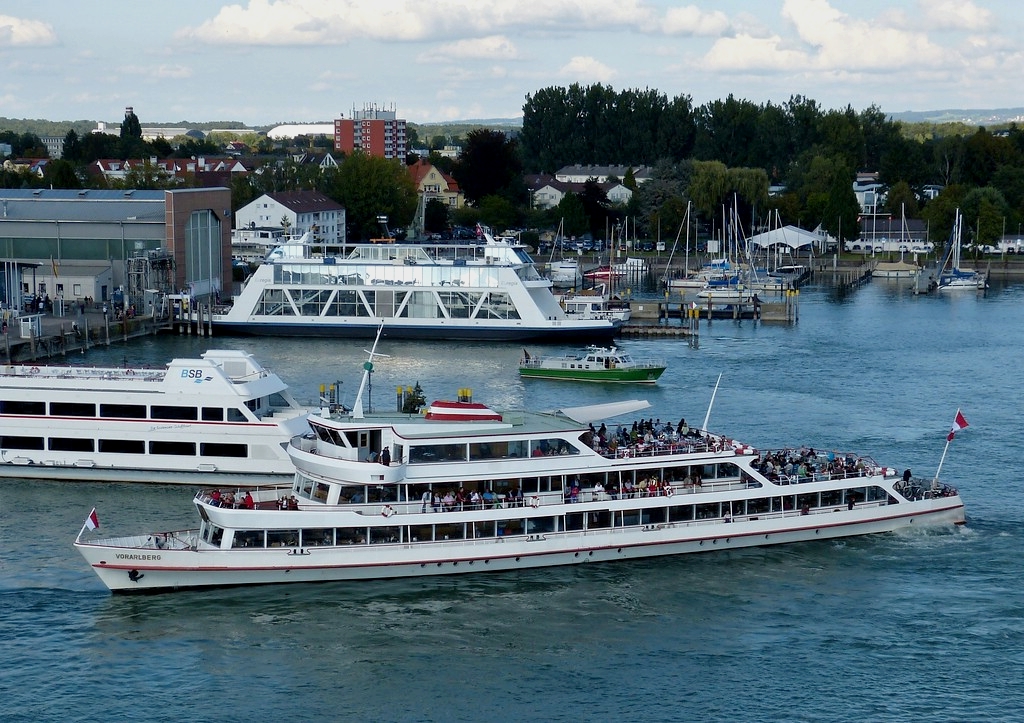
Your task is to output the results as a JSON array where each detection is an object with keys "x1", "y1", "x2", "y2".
[
  {"x1": 531, "y1": 438, "x2": 577, "y2": 457},
  {"x1": 50, "y1": 402, "x2": 96, "y2": 417},
  {"x1": 370, "y1": 526, "x2": 401, "y2": 544},
  {"x1": 497, "y1": 519, "x2": 522, "y2": 536},
  {"x1": 149, "y1": 441, "x2": 196, "y2": 456},
  {"x1": 0, "y1": 400, "x2": 45, "y2": 415},
  {"x1": 2, "y1": 435, "x2": 43, "y2": 450},
  {"x1": 312, "y1": 482, "x2": 330, "y2": 501},
  {"x1": 232, "y1": 530, "x2": 265, "y2": 548},
  {"x1": 201, "y1": 407, "x2": 224, "y2": 421},
  {"x1": 668, "y1": 504, "x2": 694, "y2": 522},
  {"x1": 205, "y1": 525, "x2": 224, "y2": 548},
  {"x1": 49, "y1": 437, "x2": 94, "y2": 452},
  {"x1": 267, "y1": 530, "x2": 299, "y2": 547},
  {"x1": 526, "y1": 516, "x2": 560, "y2": 534},
  {"x1": 99, "y1": 439, "x2": 145, "y2": 454},
  {"x1": 409, "y1": 524, "x2": 433, "y2": 542},
  {"x1": 565, "y1": 512, "x2": 585, "y2": 531},
  {"x1": 227, "y1": 408, "x2": 248, "y2": 422},
  {"x1": 435, "y1": 523, "x2": 465, "y2": 540},
  {"x1": 301, "y1": 528, "x2": 333, "y2": 546},
  {"x1": 99, "y1": 403, "x2": 146, "y2": 419},
  {"x1": 409, "y1": 443, "x2": 467, "y2": 463},
  {"x1": 696, "y1": 503, "x2": 720, "y2": 519},
  {"x1": 336, "y1": 527, "x2": 366, "y2": 544},
  {"x1": 200, "y1": 442, "x2": 248, "y2": 458},
  {"x1": 151, "y1": 405, "x2": 199, "y2": 421},
  {"x1": 747, "y1": 497, "x2": 771, "y2": 515},
  {"x1": 641, "y1": 508, "x2": 666, "y2": 525}
]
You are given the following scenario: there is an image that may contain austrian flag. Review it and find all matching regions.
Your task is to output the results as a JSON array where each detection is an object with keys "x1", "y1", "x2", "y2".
[
  {"x1": 947, "y1": 410, "x2": 969, "y2": 441},
  {"x1": 85, "y1": 508, "x2": 99, "y2": 530}
]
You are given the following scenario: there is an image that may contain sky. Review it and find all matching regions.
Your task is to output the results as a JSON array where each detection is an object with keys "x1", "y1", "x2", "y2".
[{"x1": 0, "y1": 0, "x2": 1020, "y2": 128}]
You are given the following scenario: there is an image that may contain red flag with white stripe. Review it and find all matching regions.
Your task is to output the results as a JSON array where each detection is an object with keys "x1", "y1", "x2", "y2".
[
  {"x1": 947, "y1": 409, "x2": 969, "y2": 441},
  {"x1": 85, "y1": 508, "x2": 99, "y2": 530}
]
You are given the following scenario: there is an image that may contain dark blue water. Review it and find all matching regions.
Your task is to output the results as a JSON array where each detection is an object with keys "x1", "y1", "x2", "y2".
[{"x1": 2, "y1": 280, "x2": 1022, "y2": 722}]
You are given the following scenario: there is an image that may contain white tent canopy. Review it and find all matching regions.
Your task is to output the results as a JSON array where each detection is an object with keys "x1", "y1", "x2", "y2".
[{"x1": 749, "y1": 225, "x2": 822, "y2": 250}]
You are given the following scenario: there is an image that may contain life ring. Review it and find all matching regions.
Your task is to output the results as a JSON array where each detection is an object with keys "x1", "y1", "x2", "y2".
[
  {"x1": 530, "y1": 496, "x2": 540, "y2": 508},
  {"x1": 381, "y1": 504, "x2": 395, "y2": 518},
  {"x1": 29, "y1": 366, "x2": 39, "y2": 375},
  {"x1": 125, "y1": 369, "x2": 135, "y2": 376}
]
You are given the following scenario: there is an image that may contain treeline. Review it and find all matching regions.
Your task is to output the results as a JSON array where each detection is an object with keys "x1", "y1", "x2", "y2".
[{"x1": 518, "y1": 84, "x2": 1024, "y2": 245}]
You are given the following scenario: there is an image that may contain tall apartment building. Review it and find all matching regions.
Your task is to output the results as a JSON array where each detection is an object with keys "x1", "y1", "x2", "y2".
[{"x1": 334, "y1": 105, "x2": 407, "y2": 160}]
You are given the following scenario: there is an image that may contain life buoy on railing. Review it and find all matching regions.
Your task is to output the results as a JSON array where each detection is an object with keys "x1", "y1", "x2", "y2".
[
  {"x1": 381, "y1": 504, "x2": 395, "y2": 518},
  {"x1": 29, "y1": 366, "x2": 39, "y2": 375},
  {"x1": 530, "y1": 496, "x2": 540, "y2": 508}
]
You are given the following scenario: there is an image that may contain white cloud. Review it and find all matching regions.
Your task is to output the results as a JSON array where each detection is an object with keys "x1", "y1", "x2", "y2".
[
  {"x1": 918, "y1": 0, "x2": 993, "y2": 32},
  {"x1": 703, "y1": 0, "x2": 952, "y2": 75},
  {"x1": 178, "y1": 0, "x2": 732, "y2": 46},
  {"x1": 419, "y1": 36, "x2": 519, "y2": 63},
  {"x1": 659, "y1": 6, "x2": 730, "y2": 36},
  {"x1": 0, "y1": 14, "x2": 57, "y2": 46},
  {"x1": 559, "y1": 56, "x2": 617, "y2": 83}
]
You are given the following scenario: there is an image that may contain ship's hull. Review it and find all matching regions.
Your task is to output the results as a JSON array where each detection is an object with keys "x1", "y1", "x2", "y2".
[
  {"x1": 77, "y1": 497, "x2": 964, "y2": 593},
  {"x1": 518, "y1": 366, "x2": 665, "y2": 383},
  {"x1": 214, "y1": 319, "x2": 618, "y2": 343}
]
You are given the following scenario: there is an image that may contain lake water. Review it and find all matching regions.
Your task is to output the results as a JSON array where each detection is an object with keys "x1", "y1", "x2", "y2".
[{"x1": 2, "y1": 280, "x2": 1023, "y2": 722}]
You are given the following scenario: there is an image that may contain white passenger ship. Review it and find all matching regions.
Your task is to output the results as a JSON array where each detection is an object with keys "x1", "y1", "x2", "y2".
[
  {"x1": 1, "y1": 350, "x2": 311, "y2": 484},
  {"x1": 214, "y1": 234, "x2": 620, "y2": 342},
  {"x1": 77, "y1": 359, "x2": 965, "y2": 591}
]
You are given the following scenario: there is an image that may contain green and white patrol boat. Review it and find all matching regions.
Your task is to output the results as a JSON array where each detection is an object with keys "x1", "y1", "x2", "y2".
[{"x1": 519, "y1": 346, "x2": 666, "y2": 383}]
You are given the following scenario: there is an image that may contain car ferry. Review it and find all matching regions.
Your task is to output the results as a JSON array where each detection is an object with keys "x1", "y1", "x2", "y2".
[
  {"x1": 213, "y1": 233, "x2": 619, "y2": 342},
  {"x1": 1, "y1": 350, "x2": 312, "y2": 484},
  {"x1": 76, "y1": 360, "x2": 965, "y2": 592},
  {"x1": 519, "y1": 347, "x2": 666, "y2": 383}
]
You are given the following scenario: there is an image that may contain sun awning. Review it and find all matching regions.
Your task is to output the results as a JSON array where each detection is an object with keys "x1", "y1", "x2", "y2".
[{"x1": 556, "y1": 399, "x2": 651, "y2": 424}]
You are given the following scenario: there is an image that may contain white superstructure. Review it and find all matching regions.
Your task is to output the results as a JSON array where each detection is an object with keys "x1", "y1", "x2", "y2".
[
  {"x1": 215, "y1": 234, "x2": 619, "y2": 342},
  {"x1": 0, "y1": 350, "x2": 311, "y2": 484},
  {"x1": 77, "y1": 395, "x2": 965, "y2": 592}
]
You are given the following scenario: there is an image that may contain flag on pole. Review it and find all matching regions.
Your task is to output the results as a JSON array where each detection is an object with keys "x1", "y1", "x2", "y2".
[
  {"x1": 85, "y1": 508, "x2": 99, "y2": 530},
  {"x1": 947, "y1": 409, "x2": 969, "y2": 441},
  {"x1": 51, "y1": 256, "x2": 59, "y2": 278}
]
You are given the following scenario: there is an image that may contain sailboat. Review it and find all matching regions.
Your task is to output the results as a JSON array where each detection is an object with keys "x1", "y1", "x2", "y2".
[
  {"x1": 873, "y1": 205, "x2": 922, "y2": 280},
  {"x1": 936, "y1": 209, "x2": 988, "y2": 291},
  {"x1": 546, "y1": 219, "x2": 583, "y2": 288},
  {"x1": 696, "y1": 203, "x2": 757, "y2": 304}
]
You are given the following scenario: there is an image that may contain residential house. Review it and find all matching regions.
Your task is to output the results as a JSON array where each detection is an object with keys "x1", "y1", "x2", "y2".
[
  {"x1": 408, "y1": 159, "x2": 464, "y2": 210},
  {"x1": 525, "y1": 173, "x2": 633, "y2": 211},
  {"x1": 554, "y1": 164, "x2": 652, "y2": 184},
  {"x1": 234, "y1": 190, "x2": 346, "y2": 250}
]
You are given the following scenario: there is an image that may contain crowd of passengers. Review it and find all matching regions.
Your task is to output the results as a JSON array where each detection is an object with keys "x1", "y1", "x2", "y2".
[
  {"x1": 582, "y1": 418, "x2": 707, "y2": 457},
  {"x1": 421, "y1": 487, "x2": 524, "y2": 512},
  {"x1": 755, "y1": 448, "x2": 872, "y2": 483}
]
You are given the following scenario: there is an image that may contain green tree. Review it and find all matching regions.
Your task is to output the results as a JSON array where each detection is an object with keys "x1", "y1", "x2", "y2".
[
  {"x1": 452, "y1": 129, "x2": 524, "y2": 205},
  {"x1": 883, "y1": 180, "x2": 919, "y2": 218},
  {"x1": 556, "y1": 193, "x2": 589, "y2": 238},
  {"x1": 326, "y1": 151, "x2": 418, "y2": 241},
  {"x1": 424, "y1": 197, "x2": 450, "y2": 233},
  {"x1": 62, "y1": 129, "x2": 82, "y2": 162},
  {"x1": 960, "y1": 186, "x2": 1010, "y2": 245},
  {"x1": 120, "y1": 109, "x2": 142, "y2": 139},
  {"x1": 476, "y1": 195, "x2": 518, "y2": 232},
  {"x1": 42, "y1": 158, "x2": 80, "y2": 189}
]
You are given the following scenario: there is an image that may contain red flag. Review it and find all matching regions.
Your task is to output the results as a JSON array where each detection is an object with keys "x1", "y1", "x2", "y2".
[
  {"x1": 85, "y1": 508, "x2": 99, "y2": 530},
  {"x1": 947, "y1": 409, "x2": 969, "y2": 441}
]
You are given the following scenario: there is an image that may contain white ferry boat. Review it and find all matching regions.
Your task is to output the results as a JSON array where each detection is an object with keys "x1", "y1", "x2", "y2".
[
  {"x1": 1, "y1": 350, "x2": 312, "y2": 484},
  {"x1": 76, "y1": 358, "x2": 965, "y2": 592},
  {"x1": 214, "y1": 234, "x2": 619, "y2": 342}
]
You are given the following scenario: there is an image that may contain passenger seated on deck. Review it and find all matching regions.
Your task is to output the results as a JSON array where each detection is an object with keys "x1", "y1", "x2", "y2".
[
  {"x1": 243, "y1": 491, "x2": 255, "y2": 509},
  {"x1": 210, "y1": 489, "x2": 222, "y2": 507}
]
